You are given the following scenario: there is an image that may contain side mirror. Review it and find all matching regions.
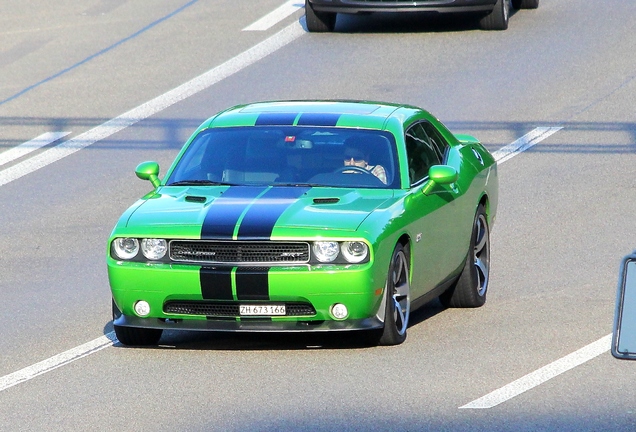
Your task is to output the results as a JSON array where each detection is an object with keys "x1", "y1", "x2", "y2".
[
  {"x1": 135, "y1": 161, "x2": 161, "y2": 189},
  {"x1": 422, "y1": 165, "x2": 458, "y2": 195},
  {"x1": 612, "y1": 251, "x2": 636, "y2": 359}
]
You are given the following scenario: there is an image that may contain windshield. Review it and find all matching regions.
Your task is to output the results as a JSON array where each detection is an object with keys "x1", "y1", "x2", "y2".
[{"x1": 166, "y1": 126, "x2": 399, "y2": 189}]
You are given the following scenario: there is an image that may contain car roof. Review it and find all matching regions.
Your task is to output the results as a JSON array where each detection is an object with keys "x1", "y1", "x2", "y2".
[{"x1": 202, "y1": 100, "x2": 428, "y2": 131}]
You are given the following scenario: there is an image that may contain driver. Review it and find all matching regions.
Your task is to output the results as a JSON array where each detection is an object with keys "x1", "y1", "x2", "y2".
[{"x1": 343, "y1": 139, "x2": 388, "y2": 184}]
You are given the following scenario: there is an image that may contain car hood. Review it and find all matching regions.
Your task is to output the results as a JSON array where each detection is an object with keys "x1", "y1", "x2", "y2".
[{"x1": 123, "y1": 186, "x2": 395, "y2": 237}]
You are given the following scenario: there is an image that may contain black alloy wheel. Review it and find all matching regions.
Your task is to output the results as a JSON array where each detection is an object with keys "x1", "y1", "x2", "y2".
[
  {"x1": 439, "y1": 204, "x2": 490, "y2": 308},
  {"x1": 379, "y1": 243, "x2": 411, "y2": 345}
]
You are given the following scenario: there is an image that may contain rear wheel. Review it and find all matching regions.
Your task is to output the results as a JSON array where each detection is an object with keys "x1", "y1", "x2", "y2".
[
  {"x1": 479, "y1": 0, "x2": 510, "y2": 30},
  {"x1": 305, "y1": 0, "x2": 337, "y2": 32},
  {"x1": 112, "y1": 300, "x2": 162, "y2": 346},
  {"x1": 440, "y1": 205, "x2": 490, "y2": 308},
  {"x1": 512, "y1": 0, "x2": 539, "y2": 9},
  {"x1": 378, "y1": 244, "x2": 411, "y2": 346}
]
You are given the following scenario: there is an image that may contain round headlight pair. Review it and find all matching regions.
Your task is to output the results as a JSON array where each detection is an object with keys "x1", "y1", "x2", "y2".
[
  {"x1": 341, "y1": 241, "x2": 368, "y2": 263},
  {"x1": 312, "y1": 241, "x2": 340, "y2": 263},
  {"x1": 113, "y1": 238, "x2": 139, "y2": 260},
  {"x1": 141, "y1": 238, "x2": 168, "y2": 260},
  {"x1": 312, "y1": 241, "x2": 368, "y2": 264},
  {"x1": 113, "y1": 238, "x2": 167, "y2": 260}
]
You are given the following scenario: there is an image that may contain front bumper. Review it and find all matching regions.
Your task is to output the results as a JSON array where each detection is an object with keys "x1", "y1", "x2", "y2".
[
  {"x1": 114, "y1": 313, "x2": 384, "y2": 332},
  {"x1": 109, "y1": 258, "x2": 386, "y2": 332},
  {"x1": 308, "y1": 0, "x2": 497, "y2": 14}
]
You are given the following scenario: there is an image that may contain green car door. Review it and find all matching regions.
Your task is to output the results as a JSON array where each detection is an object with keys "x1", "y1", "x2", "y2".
[{"x1": 401, "y1": 122, "x2": 471, "y2": 299}]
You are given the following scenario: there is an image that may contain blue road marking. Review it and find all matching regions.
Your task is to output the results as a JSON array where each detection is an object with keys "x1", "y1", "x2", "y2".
[{"x1": 0, "y1": 0, "x2": 199, "y2": 107}]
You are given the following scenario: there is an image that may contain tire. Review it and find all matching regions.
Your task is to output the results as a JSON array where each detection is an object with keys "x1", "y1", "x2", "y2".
[
  {"x1": 512, "y1": 0, "x2": 539, "y2": 9},
  {"x1": 305, "y1": 0, "x2": 336, "y2": 33},
  {"x1": 378, "y1": 243, "x2": 411, "y2": 346},
  {"x1": 439, "y1": 205, "x2": 490, "y2": 308},
  {"x1": 112, "y1": 299, "x2": 162, "y2": 346},
  {"x1": 479, "y1": 0, "x2": 510, "y2": 30}
]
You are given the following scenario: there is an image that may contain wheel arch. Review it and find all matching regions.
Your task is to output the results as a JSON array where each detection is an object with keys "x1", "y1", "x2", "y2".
[
  {"x1": 396, "y1": 233, "x2": 412, "y2": 279},
  {"x1": 478, "y1": 193, "x2": 494, "y2": 227}
]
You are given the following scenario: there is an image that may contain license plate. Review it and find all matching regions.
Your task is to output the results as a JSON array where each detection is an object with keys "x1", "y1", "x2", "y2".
[{"x1": 239, "y1": 304, "x2": 286, "y2": 316}]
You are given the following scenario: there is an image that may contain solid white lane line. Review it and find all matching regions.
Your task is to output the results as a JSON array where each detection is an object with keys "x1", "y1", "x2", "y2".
[
  {"x1": 460, "y1": 334, "x2": 612, "y2": 409},
  {"x1": 0, "y1": 132, "x2": 71, "y2": 168},
  {"x1": 243, "y1": 1, "x2": 303, "y2": 31},
  {"x1": 0, "y1": 332, "x2": 116, "y2": 393},
  {"x1": 0, "y1": 20, "x2": 306, "y2": 188},
  {"x1": 492, "y1": 126, "x2": 563, "y2": 164}
]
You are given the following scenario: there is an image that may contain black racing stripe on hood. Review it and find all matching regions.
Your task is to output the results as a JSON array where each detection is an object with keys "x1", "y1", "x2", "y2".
[
  {"x1": 201, "y1": 186, "x2": 267, "y2": 239},
  {"x1": 200, "y1": 267, "x2": 233, "y2": 300},
  {"x1": 235, "y1": 267, "x2": 270, "y2": 301},
  {"x1": 255, "y1": 112, "x2": 297, "y2": 126},
  {"x1": 237, "y1": 187, "x2": 310, "y2": 240},
  {"x1": 296, "y1": 113, "x2": 341, "y2": 126}
]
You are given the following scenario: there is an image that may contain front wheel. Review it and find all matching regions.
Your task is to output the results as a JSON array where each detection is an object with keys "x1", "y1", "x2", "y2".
[
  {"x1": 440, "y1": 204, "x2": 490, "y2": 308},
  {"x1": 479, "y1": 0, "x2": 510, "y2": 30},
  {"x1": 378, "y1": 244, "x2": 411, "y2": 346},
  {"x1": 305, "y1": 0, "x2": 337, "y2": 32},
  {"x1": 112, "y1": 300, "x2": 162, "y2": 346}
]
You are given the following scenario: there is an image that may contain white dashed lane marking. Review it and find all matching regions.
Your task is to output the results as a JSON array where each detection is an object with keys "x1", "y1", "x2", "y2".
[
  {"x1": 0, "y1": 132, "x2": 71, "y2": 168},
  {"x1": 492, "y1": 126, "x2": 563, "y2": 163},
  {"x1": 243, "y1": 0, "x2": 303, "y2": 31},
  {"x1": 457, "y1": 125, "x2": 614, "y2": 410},
  {"x1": 0, "y1": 21, "x2": 305, "y2": 188},
  {"x1": 460, "y1": 334, "x2": 612, "y2": 409},
  {"x1": 0, "y1": 333, "x2": 116, "y2": 392}
]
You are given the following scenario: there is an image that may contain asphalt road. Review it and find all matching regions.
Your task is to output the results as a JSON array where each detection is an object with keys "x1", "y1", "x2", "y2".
[{"x1": 1, "y1": 0, "x2": 635, "y2": 430}]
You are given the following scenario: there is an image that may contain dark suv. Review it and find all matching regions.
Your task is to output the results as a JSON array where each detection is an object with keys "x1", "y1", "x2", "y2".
[{"x1": 305, "y1": 0, "x2": 539, "y2": 32}]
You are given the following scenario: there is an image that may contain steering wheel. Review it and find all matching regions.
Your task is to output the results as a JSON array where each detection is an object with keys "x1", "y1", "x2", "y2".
[{"x1": 333, "y1": 165, "x2": 374, "y2": 176}]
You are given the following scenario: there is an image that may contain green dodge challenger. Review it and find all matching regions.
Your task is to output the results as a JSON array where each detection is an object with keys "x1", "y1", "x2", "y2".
[{"x1": 108, "y1": 100, "x2": 498, "y2": 346}]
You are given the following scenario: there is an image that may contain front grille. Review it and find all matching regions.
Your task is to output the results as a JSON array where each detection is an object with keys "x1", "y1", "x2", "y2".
[
  {"x1": 164, "y1": 301, "x2": 316, "y2": 317},
  {"x1": 169, "y1": 241, "x2": 310, "y2": 265}
]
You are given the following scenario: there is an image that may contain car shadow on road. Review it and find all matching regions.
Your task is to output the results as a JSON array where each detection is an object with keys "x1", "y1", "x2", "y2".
[
  {"x1": 316, "y1": 10, "x2": 520, "y2": 34},
  {"x1": 333, "y1": 12, "x2": 480, "y2": 33},
  {"x1": 108, "y1": 328, "x2": 380, "y2": 351}
]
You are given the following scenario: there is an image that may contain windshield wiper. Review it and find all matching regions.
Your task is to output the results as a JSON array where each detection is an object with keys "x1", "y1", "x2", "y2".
[{"x1": 168, "y1": 180, "x2": 235, "y2": 186}]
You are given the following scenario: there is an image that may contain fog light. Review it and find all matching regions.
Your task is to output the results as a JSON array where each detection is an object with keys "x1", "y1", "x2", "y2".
[
  {"x1": 134, "y1": 300, "x2": 151, "y2": 317},
  {"x1": 331, "y1": 303, "x2": 348, "y2": 320}
]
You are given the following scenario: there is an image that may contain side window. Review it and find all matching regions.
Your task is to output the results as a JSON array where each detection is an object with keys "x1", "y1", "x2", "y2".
[
  {"x1": 421, "y1": 122, "x2": 450, "y2": 162},
  {"x1": 405, "y1": 123, "x2": 441, "y2": 185}
]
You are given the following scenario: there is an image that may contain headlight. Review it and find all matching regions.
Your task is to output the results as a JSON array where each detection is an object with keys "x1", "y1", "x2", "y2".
[
  {"x1": 341, "y1": 241, "x2": 368, "y2": 263},
  {"x1": 113, "y1": 238, "x2": 139, "y2": 260},
  {"x1": 312, "y1": 241, "x2": 340, "y2": 263},
  {"x1": 141, "y1": 238, "x2": 168, "y2": 260}
]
